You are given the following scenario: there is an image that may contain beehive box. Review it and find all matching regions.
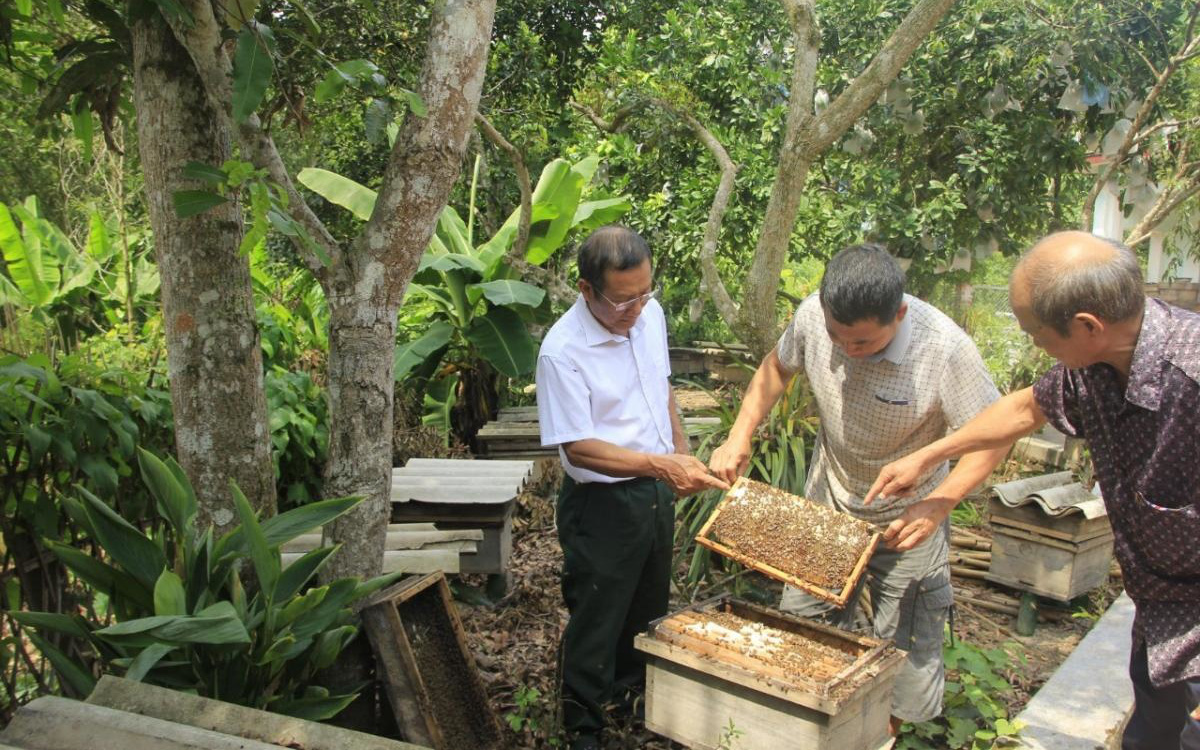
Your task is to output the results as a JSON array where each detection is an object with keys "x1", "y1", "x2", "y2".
[
  {"x1": 696, "y1": 477, "x2": 881, "y2": 606},
  {"x1": 987, "y1": 526, "x2": 1115, "y2": 602},
  {"x1": 636, "y1": 597, "x2": 904, "y2": 750},
  {"x1": 363, "y1": 573, "x2": 506, "y2": 749}
]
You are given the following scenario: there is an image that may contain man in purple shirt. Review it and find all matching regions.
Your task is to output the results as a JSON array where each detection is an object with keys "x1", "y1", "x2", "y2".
[{"x1": 866, "y1": 231, "x2": 1200, "y2": 749}]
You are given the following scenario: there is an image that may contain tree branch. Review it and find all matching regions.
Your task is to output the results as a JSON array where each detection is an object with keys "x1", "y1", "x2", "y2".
[
  {"x1": 364, "y1": 0, "x2": 496, "y2": 299},
  {"x1": 475, "y1": 112, "x2": 531, "y2": 259},
  {"x1": 653, "y1": 99, "x2": 741, "y2": 329},
  {"x1": 164, "y1": 1, "x2": 339, "y2": 277},
  {"x1": 1125, "y1": 178, "x2": 1200, "y2": 247},
  {"x1": 808, "y1": 0, "x2": 958, "y2": 154},
  {"x1": 568, "y1": 100, "x2": 642, "y2": 133}
]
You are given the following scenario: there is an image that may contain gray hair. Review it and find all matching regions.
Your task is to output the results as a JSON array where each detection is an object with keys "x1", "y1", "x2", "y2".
[
  {"x1": 577, "y1": 225, "x2": 651, "y2": 293},
  {"x1": 1018, "y1": 235, "x2": 1144, "y2": 335},
  {"x1": 819, "y1": 243, "x2": 906, "y2": 325}
]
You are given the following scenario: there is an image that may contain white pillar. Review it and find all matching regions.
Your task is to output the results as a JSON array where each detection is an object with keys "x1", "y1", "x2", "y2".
[{"x1": 1092, "y1": 180, "x2": 1123, "y2": 241}]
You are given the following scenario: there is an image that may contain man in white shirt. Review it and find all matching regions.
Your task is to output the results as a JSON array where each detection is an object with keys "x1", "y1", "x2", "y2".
[
  {"x1": 537, "y1": 225, "x2": 727, "y2": 750},
  {"x1": 710, "y1": 244, "x2": 1004, "y2": 733}
]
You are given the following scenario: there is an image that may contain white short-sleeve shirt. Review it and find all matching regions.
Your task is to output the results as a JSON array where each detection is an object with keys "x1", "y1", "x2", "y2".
[
  {"x1": 536, "y1": 295, "x2": 675, "y2": 483},
  {"x1": 777, "y1": 294, "x2": 1000, "y2": 523}
]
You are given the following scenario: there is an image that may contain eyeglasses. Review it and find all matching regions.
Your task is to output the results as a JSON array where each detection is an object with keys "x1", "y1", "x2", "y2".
[{"x1": 595, "y1": 287, "x2": 659, "y2": 312}]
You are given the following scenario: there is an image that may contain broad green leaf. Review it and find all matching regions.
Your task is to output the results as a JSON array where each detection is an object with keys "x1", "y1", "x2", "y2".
[
  {"x1": 401, "y1": 89, "x2": 426, "y2": 117},
  {"x1": 275, "y1": 546, "x2": 337, "y2": 601},
  {"x1": 524, "y1": 159, "x2": 587, "y2": 265},
  {"x1": 78, "y1": 486, "x2": 167, "y2": 589},
  {"x1": 172, "y1": 190, "x2": 228, "y2": 219},
  {"x1": 98, "y1": 613, "x2": 251, "y2": 644},
  {"x1": 435, "y1": 207, "x2": 472, "y2": 256},
  {"x1": 0, "y1": 203, "x2": 56, "y2": 306},
  {"x1": 14, "y1": 0, "x2": 31, "y2": 16},
  {"x1": 50, "y1": 541, "x2": 155, "y2": 611},
  {"x1": 232, "y1": 24, "x2": 275, "y2": 123},
  {"x1": 278, "y1": 586, "x2": 328, "y2": 627},
  {"x1": 313, "y1": 59, "x2": 378, "y2": 103},
  {"x1": 310, "y1": 625, "x2": 356, "y2": 670},
  {"x1": 288, "y1": 578, "x2": 358, "y2": 640},
  {"x1": 296, "y1": 168, "x2": 376, "y2": 221},
  {"x1": 153, "y1": 570, "x2": 186, "y2": 616},
  {"x1": 271, "y1": 692, "x2": 357, "y2": 722},
  {"x1": 9, "y1": 611, "x2": 90, "y2": 639},
  {"x1": 85, "y1": 212, "x2": 114, "y2": 262},
  {"x1": 364, "y1": 99, "x2": 391, "y2": 146},
  {"x1": 181, "y1": 161, "x2": 227, "y2": 185},
  {"x1": 418, "y1": 253, "x2": 485, "y2": 275},
  {"x1": 230, "y1": 480, "x2": 279, "y2": 600},
  {"x1": 137, "y1": 449, "x2": 198, "y2": 535},
  {"x1": 465, "y1": 306, "x2": 537, "y2": 378},
  {"x1": 124, "y1": 642, "x2": 174, "y2": 681},
  {"x1": 470, "y1": 280, "x2": 545, "y2": 308},
  {"x1": 27, "y1": 633, "x2": 96, "y2": 696},
  {"x1": 71, "y1": 104, "x2": 94, "y2": 164},
  {"x1": 394, "y1": 321, "x2": 454, "y2": 381},
  {"x1": 217, "y1": 496, "x2": 360, "y2": 558},
  {"x1": 572, "y1": 196, "x2": 632, "y2": 230}
]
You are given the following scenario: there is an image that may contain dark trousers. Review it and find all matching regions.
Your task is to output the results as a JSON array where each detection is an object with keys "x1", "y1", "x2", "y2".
[
  {"x1": 1123, "y1": 638, "x2": 1200, "y2": 750},
  {"x1": 556, "y1": 476, "x2": 674, "y2": 737}
]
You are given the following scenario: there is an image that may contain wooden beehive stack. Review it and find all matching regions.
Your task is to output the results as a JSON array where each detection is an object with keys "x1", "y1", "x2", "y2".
[{"x1": 986, "y1": 471, "x2": 1114, "y2": 602}]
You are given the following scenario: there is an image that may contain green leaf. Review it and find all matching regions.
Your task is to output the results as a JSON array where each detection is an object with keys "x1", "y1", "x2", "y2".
[
  {"x1": 153, "y1": 570, "x2": 187, "y2": 616},
  {"x1": 465, "y1": 306, "x2": 537, "y2": 378},
  {"x1": 271, "y1": 692, "x2": 358, "y2": 722},
  {"x1": 310, "y1": 625, "x2": 356, "y2": 670},
  {"x1": 217, "y1": 496, "x2": 360, "y2": 558},
  {"x1": 71, "y1": 104, "x2": 94, "y2": 164},
  {"x1": 283, "y1": 0, "x2": 321, "y2": 38},
  {"x1": 470, "y1": 280, "x2": 545, "y2": 308},
  {"x1": 99, "y1": 613, "x2": 251, "y2": 645},
  {"x1": 172, "y1": 190, "x2": 228, "y2": 219},
  {"x1": 418, "y1": 253, "x2": 485, "y2": 275},
  {"x1": 230, "y1": 480, "x2": 279, "y2": 600},
  {"x1": 401, "y1": 89, "x2": 426, "y2": 117},
  {"x1": 296, "y1": 168, "x2": 376, "y2": 221},
  {"x1": 124, "y1": 642, "x2": 175, "y2": 682},
  {"x1": 275, "y1": 545, "x2": 337, "y2": 601},
  {"x1": 27, "y1": 633, "x2": 96, "y2": 696},
  {"x1": 137, "y1": 449, "x2": 198, "y2": 536},
  {"x1": 572, "y1": 196, "x2": 632, "y2": 230},
  {"x1": 182, "y1": 161, "x2": 227, "y2": 185},
  {"x1": 364, "y1": 99, "x2": 392, "y2": 146},
  {"x1": 394, "y1": 321, "x2": 454, "y2": 381},
  {"x1": 0, "y1": 202, "x2": 57, "y2": 306},
  {"x1": 9, "y1": 611, "x2": 90, "y2": 639},
  {"x1": 313, "y1": 59, "x2": 378, "y2": 103},
  {"x1": 232, "y1": 23, "x2": 276, "y2": 123},
  {"x1": 47, "y1": 541, "x2": 153, "y2": 612},
  {"x1": 14, "y1": 0, "x2": 31, "y2": 16},
  {"x1": 78, "y1": 487, "x2": 167, "y2": 590}
]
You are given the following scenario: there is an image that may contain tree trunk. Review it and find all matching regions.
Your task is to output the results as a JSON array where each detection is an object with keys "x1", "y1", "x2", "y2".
[
  {"x1": 320, "y1": 281, "x2": 398, "y2": 582},
  {"x1": 130, "y1": 10, "x2": 276, "y2": 530}
]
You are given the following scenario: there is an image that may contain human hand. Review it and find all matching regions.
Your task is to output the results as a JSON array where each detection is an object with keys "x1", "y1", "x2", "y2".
[
  {"x1": 864, "y1": 450, "x2": 932, "y2": 506},
  {"x1": 881, "y1": 496, "x2": 956, "y2": 551},
  {"x1": 652, "y1": 453, "x2": 730, "y2": 496},
  {"x1": 708, "y1": 439, "x2": 751, "y2": 485}
]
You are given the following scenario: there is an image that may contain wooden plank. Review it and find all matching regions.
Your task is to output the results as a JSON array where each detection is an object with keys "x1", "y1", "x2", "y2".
[
  {"x1": 282, "y1": 529, "x2": 484, "y2": 553},
  {"x1": 636, "y1": 634, "x2": 840, "y2": 715},
  {"x1": 404, "y1": 457, "x2": 533, "y2": 471},
  {"x1": 362, "y1": 597, "x2": 438, "y2": 747},
  {"x1": 281, "y1": 549, "x2": 460, "y2": 574},
  {"x1": 391, "y1": 486, "x2": 520, "y2": 504}
]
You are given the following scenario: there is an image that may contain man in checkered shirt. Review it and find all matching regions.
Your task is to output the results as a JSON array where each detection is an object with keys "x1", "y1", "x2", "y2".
[{"x1": 710, "y1": 243, "x2": 1006, "y2": 733}]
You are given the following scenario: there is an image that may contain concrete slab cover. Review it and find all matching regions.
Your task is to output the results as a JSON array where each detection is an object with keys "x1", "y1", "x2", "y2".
[
  {"x1": 1013, "y1": 592, "x2": 1136, "y2": 749},
  {"x1": 0, "y1": 696, "x2": 290, "y2": 750},
  {"x1": 87, "y1": 676, "x2": 429, "y2": 750}
]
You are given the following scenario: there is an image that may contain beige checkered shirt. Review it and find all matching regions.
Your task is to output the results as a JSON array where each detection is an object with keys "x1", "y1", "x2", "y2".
[{"x1": 777, "y1": 294, "x2": 999, "y2": 524}]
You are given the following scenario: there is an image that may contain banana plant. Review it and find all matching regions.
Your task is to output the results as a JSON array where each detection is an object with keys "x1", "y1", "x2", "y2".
[
  {"x1": 0, "y1": 196, "x2": 158, "y2": 347},
  {"x1": 12, "y1": 449, "x2": 403, "y2": 720},
  {"x1": 299, "y1": 155, "x2": 631, "y2": 440}
]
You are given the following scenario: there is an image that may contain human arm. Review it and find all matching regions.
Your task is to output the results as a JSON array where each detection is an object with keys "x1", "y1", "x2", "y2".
[
  {"x1": 879, "y1": 445, "x2": 1010, "y2": 550},
  {"x1": 562, "y1": 439, "x2": 729, "y2": 495},
  {"x1": 708, "y1": 347, "x2": 794, "y2": 484},
  {"x1": 865, "y1": 387, "x2": 1048, "y2": 505}
]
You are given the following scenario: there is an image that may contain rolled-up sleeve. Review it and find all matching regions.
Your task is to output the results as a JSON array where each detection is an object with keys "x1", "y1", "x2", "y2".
[{"x1": 536, "y1": 354, "x2": 594, "y2": 447}]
